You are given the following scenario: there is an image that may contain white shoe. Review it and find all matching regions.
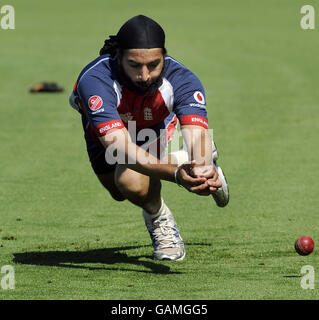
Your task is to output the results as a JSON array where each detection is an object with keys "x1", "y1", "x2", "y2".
[
  {"x1": 212, "y1": 141, "x2": 229, "y2": 207},
  {"x1": 143, "y1": 201, "x2": 185, "y2": 261}
]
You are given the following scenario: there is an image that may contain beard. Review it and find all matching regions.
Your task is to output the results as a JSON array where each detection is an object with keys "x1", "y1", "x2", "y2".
[{"x1": 118, "y1": 61, "x2": 165, "y2": 96}]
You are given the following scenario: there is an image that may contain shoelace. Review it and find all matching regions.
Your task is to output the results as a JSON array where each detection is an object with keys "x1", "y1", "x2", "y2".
[{"x1": 148, "y1": 218, "x2": 180, "y2": 249}]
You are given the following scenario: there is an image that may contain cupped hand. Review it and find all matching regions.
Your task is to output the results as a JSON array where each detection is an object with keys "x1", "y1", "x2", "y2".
[{"x1": 176, "y1": 160, "x2": 221, "y2": 196}]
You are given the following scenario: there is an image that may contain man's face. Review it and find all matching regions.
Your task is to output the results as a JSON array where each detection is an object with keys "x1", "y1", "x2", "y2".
[{"x1": 120, "y1": 48, "x2": 165, "y2": 93}]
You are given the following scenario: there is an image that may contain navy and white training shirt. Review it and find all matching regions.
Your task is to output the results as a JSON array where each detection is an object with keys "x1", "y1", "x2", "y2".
[{"x1": 69, "y1": 54, "x2": 209, "y2": 138}]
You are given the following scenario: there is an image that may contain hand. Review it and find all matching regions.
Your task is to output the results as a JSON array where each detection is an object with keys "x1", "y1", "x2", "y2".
[
  {"x1": 175, "y1": 160, "x2": 207, "y2": 192},
  {"x1": 175, "y1": 160, "x2": 221, "y2": 196},
  {"x1": 190, "y1": 161, "x2": 222, "y2": 196}
]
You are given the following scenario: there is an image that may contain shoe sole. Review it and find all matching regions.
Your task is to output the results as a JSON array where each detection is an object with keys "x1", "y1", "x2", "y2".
[
  {"x1": 153, "y1": 250, "x2": 186, "y2": 261},
  {"x1": 212, "y1": 163, "x2": 229, "y2": 207}
]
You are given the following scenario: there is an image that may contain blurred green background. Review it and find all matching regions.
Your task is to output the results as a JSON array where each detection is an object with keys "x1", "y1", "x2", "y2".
[{"x1": 1, "y1": 0, "x2": 319, "y2": 299}]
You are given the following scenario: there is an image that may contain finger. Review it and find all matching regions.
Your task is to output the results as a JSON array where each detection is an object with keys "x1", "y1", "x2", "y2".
[
  {"x1": 188, "y1": 184, "x2": 211, "y2": 195},
  {"x1": 212, "y1": 170, "x2": 219, "y2": 180},
  {"x1": 207, "y1": 181, "x2": 221, "y2": 188},
  {"x1": 180, "y1": 169, "x2": 207, "y2": 185},
  {"x1": 208, "y1": 179, "x2": 222, "y2": 188},
  {"x1": 182, "y1": 174, "x2": 207, "y2": 185},
  {"x1": 192, "y1": 166, "x2": 214, "y2": 178},
  {"x1": 194, "y1": 186, "x2": 218, "y2": 195},
  {"x1": 192, "y1": 184, "x2": 218, "y2": 193},
  {"x1": 189, "y1": 182, "x2": 210, "y2": 192},
  {"x1": 207, "y1": 169, "x2": 218, "y2": 181}
]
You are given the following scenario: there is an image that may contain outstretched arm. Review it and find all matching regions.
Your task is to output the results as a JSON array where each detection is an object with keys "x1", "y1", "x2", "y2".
[{"x1": 98, "y1": 127, "x2": 207, "y2": 190}]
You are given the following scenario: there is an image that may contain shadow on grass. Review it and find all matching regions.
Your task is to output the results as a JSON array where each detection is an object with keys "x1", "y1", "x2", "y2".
[
  {"x1": 13, "y1": 245, "x2": 185, "y2": 274},
  {"x1": 13, "y1": 243, "x2": 211, "y2": 274}
]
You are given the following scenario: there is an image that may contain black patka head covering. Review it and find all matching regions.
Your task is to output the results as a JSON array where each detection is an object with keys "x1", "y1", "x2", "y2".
[
  {"x1": 100, "y1": 15, "x2": 165, "y2": 55},
  {"x1": 117, "y1": 15, "x2": 165, "y2": 49}
]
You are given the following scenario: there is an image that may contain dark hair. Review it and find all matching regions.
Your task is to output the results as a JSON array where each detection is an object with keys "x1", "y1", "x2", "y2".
[{"x1": 99, "y1": 35, "x2": 119, "y2": 56}]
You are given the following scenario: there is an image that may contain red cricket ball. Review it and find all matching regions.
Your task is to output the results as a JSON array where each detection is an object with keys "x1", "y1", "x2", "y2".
[{"x1": 294, "y1": 236, "x2": 314, "y2": 256}]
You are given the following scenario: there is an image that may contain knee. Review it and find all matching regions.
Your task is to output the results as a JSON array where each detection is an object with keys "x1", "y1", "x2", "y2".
[
  {"x1": 115, "y1": 174, "x2": 149, "y2": 203},
  {"x1": 114, "y1": 166, "x2": 162, "y2": 206}
]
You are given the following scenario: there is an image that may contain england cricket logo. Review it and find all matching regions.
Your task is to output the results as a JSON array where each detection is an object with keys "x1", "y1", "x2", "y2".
[
  {"x1": 88, "y1": 96, "x2": 103, "y2": 111},
  {"x1": 144, "y1": 107, "x2": 153, "y2": 120}
]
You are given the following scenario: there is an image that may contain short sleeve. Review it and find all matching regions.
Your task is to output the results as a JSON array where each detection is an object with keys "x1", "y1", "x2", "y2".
[
  {"x1": 76, "y1": 74, "x2": 125, "y2": 136},
  {"x1": 171, "y1": 66, "x2": 209, "y2": 129},
  {"x1": 165, "y1": 56, "x2": 208, "y2": 129}
]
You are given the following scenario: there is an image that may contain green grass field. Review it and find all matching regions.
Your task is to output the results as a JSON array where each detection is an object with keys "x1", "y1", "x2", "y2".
[{"x1": 1, "y1": 0, "x2": 319, "y2": 300}]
